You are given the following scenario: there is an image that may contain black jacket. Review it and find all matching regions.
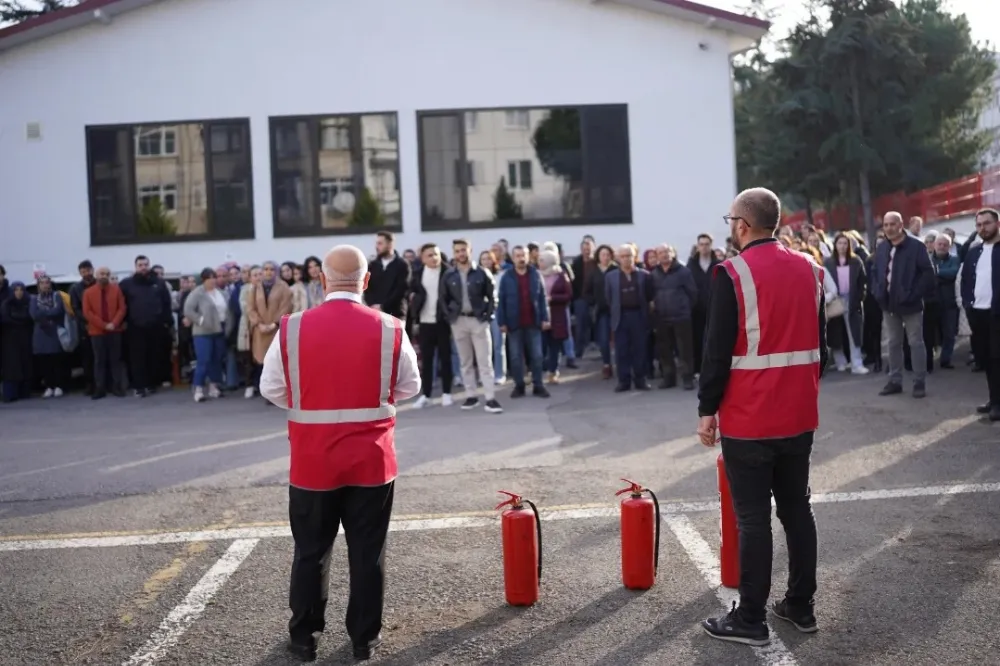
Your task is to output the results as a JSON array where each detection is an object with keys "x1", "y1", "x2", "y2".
[
  {"x1": 365, "y1": 253, "x2": 411, "y2": 319},
  {"x1": 69, "y1": 278, "x2": 96, "y2": 337},
  {"x1": 871, "y1": 235, "x2": 934, "y2": 315},
  {"x1": 583, "y1": 263, "x2": 618, "y2": 314},
  {"x1": 119, "y1": 272, "x2": 172, "y2": 328},
  {"x1": 651, "y1": 262, "x2": 698, "y2": 323},
  {"x1": 698, "y1": 239, "x2": 827, "y2": 418},
  {"x1": 960, "y1": 242, "x2": 1000, "y2": 313},
  {"x1": 570, "y1": 255, "x2": 593, "y2": 300},
  {"x1": 407, "y1": 265, "x2": 447, "y2": 324},
  {"x1": 441, "y1": 265, "x2": 496, "y2": 323},
  {"x1": 687, "y1": 254, "x2": 721, "y2": 311}
]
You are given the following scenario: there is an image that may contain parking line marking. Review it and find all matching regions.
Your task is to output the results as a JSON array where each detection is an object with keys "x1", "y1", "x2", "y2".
[
  {"x1": 103, "y1": 432, "x2": 287, "y2": 473},
  {"x1": 2, "y1": 482, "x2": 999, "y2": 552},
  {"x1": 122, "y1": 539, "x2": 258, "y2": 666},
  {"x1": 664, "y1": 514, "x2": 799, "y2": 666}
]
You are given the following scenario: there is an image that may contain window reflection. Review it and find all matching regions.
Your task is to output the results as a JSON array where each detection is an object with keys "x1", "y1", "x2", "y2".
[
  {"x1": 417, "y1": 105, "x2": 631, "y2": 229},
  {"x1": 270, "y1": 113, "x2": 401, "y2": 235}
]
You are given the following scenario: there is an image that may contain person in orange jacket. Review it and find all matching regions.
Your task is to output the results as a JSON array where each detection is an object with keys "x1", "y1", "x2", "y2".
[{"x1": 82, "y1": 267, "x2": 127, "y2": 399}]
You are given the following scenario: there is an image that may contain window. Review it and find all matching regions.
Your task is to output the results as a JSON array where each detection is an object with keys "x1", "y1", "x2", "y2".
[
  {"x1": 269, "y1": 112, "x2": 401, "y2": 236},
  {"x1": 508, "y1": 160, "x2": 533, "y2": 190},
  {"x1": 416, "y1": 105, "x2": 632, "y2": 230},
  {"x1": 86, "y1": 119, "x2": 255, "y2": 245}
]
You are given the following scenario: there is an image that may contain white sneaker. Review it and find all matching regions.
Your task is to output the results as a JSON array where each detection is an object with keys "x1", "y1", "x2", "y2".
[
  {"x1": 208, "y1": 384, "x2": 221, "y2": 399},
  {"x1": 836, "y1": 364, "x2": 848, "y2": 372},
  {"x1": 244, "y1": 387, "x2": 255, "y2": 399},
  {"x1": 43, "y1": 388, "x2": 53, "y2": 398},
  {"x1": 441, "y1": 393, "x2": 454, "y2": 407},
  {"x1": 194, "y1": 387, "x2": 205, "y2": 403},
  {"x1": 494, "y1": 376, "x2": 506, "y2": 386},
  {"x1": 413, "y1": 395, "x2": 429, "y2": 409},
  {"x1": 53, "y1": 388, "x2": 63, "y2": 397},
  {"x1": 851, "y1": 365, "x2": 870, "y2": 375}
]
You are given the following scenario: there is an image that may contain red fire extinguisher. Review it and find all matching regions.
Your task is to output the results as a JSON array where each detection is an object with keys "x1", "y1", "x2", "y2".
[
  {"x1": 495, "y1": 491, "x2": 542, "y2": 606},
  {"x1": 616, "y1": 479, "x2": 661, "y2": 590},
  {"x1": 718, "y1": 453, "x2": 740, "y2": 588}
]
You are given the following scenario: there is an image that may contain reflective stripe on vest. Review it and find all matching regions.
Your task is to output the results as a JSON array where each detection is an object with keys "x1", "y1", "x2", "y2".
[
  {"x1": 728, "y1": 253, "x2": 822, "y2": 371},
  {"x1": 284, "y1": 309, "x2": 399, "y2": 424}
]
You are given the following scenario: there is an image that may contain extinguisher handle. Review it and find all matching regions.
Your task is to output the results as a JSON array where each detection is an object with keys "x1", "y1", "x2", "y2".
[
  {"x1": 646, "y1": 488, "x2": 661, "y2": 575},
  {"x1": 495, "y1": 490, "x2": 522, "y2": 511},
  {"x1": 523, "y1": 498, "x2": 543, "y2": 581}
]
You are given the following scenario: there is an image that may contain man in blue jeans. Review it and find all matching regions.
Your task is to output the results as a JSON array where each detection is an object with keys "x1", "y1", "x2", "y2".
[{"x1": 496, "y1": 246, "x2": 551, "y2": 398}]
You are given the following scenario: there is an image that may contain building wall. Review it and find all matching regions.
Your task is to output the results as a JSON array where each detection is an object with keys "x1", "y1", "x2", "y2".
[{"x1": 0, "y1": 0, "x2": 739, "y2": 277}]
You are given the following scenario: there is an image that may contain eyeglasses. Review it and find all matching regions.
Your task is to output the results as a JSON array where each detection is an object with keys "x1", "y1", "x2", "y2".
[{"x1": 723, "y1": 215, "x2": 747, "y2": 226}]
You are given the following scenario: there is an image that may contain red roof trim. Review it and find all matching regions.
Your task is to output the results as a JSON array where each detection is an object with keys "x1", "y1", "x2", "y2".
[
  {"x1": 0, "y1": 0, "x2": 127, "y2": 42},
  {"x1": 649, "y1": 0, "x2": 770, "y2": 29}
]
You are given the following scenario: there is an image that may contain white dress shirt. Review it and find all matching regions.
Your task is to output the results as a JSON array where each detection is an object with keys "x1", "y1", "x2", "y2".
[{"x1": 259, "y1": 291, "x2": 421, "y2": 408}]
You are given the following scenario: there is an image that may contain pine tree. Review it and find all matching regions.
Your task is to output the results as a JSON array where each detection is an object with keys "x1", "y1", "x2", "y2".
[
  {"x1": 493, "y1": 177, "x2": 523, "y2": 221},
  {"x1": 349, "y1": 187, "x2": 385, "y2": 227}
]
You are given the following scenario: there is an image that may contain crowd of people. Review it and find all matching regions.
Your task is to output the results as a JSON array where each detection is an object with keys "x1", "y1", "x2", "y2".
[{"x1": 0, "y1": 208, "x2": 997, "y2": 419}]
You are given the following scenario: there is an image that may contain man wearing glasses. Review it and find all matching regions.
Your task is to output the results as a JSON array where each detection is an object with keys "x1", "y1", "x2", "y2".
[{"x1": 696, "y1": 188, "x2": 828, "y2": 648}]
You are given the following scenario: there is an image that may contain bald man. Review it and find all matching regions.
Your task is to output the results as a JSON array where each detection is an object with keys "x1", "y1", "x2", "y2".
[
  {"x1": 260, "y1": 244, "x2": 420, "y2": 662},
  {"x1": 698, "y1": 187, "x2": 827, "y2": 647},
  {"x1": 871, "y1": 210, "x2": 934, "y2": 398},
  {"x1": 81, "y1": 266, "x2": 128, "y2": 399}
]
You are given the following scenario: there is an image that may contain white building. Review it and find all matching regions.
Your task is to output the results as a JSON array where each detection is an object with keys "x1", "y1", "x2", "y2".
[
  {"x1": 978, "y1": 52, "x2": 1000, "y2": 169},
  {"x1": 0, "y1": 0, "x2": 767, "y2": 278}
]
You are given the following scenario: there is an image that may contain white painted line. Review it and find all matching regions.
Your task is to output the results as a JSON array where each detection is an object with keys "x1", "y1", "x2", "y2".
[
  {"x1": 122, "y1": 538, "x2": 258, "y2": 666},
  {"x1": 104, "y1": 432, "x2": 286, "y2": 473},
  {"x1": 2, "y1": 481, "x2": 999, "y2": 552},
  {"x1": 664, "y1": 515, "x2": 799, "y2": 666}
]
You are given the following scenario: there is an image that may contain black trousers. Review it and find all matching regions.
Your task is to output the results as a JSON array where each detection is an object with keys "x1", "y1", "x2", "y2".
[
  {"x1": 692, "y1": 306, "x2": 708, "y2": 375},
  {"x1": 655, "y1": 317, "x2": 694, "y2": 381},
  {"x1": 128, "y1": 324, "x2": 161, "y2": 390},
  {"x1": 288, "y1": 482, "x2": 394, "y2": 646},
  {"x1": 862, "y1": 296, "x2": 882, "y2": 365},
  {"x1": 721, "y1": 432, "x2": 818, "y2": 624},
  {"x1": 37, "y1": 353, "x2": 67, "y2": 390},
  {"x1": 968, "y1": 308, "x2": 1000, "y2": 405},
  {"x1": 93, "y1": 333, "x2": 126, "y2": 394},
  {"x1": 79, "y1": 335, "x2": 94, "y2": 391},
  {"x1": 417, "y1": 321, "x2": 453, "y2": 397}
]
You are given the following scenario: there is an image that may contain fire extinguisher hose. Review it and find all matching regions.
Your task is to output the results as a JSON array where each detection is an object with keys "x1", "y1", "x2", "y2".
[
  {"x1": 523, "y1": 498, "x2": 543, "y2": 581},
  {"x1": 646, "y1": 489, "x2": 661, "y2": 575}
]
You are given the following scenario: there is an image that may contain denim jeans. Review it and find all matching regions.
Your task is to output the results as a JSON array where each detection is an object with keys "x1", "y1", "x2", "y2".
[
  {"x1": 594, "y1": 312, "x2": 611, "y2": 365},
  {"x1": 543, "y1": 331, "x2": 562, "y2": 373},
  {"x1": 192, "y1": 333, "x2": 226, "y2": 387},
  {"x1": 490, "y1": 318, "x2": 506, "y2": 380},
  {"x1": 433, "y1": 339, "x2": 463, "y2": 385},
  {"x1": 563, "y1": 328, "x2": 575, "y2": 361},
  {"x1": 722, "y1": 432, "x2": 818, "y2": 624},
  {"x1": 573, "y1": 298, "x2": 591, "y2": 357},
  {"x1": 225, "y1": 346, "x2": 239, "y2": 389},
  {"x1": 507, "y1": 327, "x2": 544, "y2": 388},
  {"x1": 939, "y1": 307, "x2": 959, "y2": 365}
]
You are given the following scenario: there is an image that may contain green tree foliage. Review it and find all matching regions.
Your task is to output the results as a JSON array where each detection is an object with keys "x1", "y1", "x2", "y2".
[
  {"x1": 493, "y1": 178, "x2": 523, "y2": 221},
  {"x1": 531, "y1": 109, "x2": 582, "y2": 182},
  {"x1": 137, "y1": 197, "x2": 177, "y2": 237},
  {"x1": 735, "y1": 0, "x2": 996, "y2": 239},
  {"x1": 1, "y1": 0, "x2": 73, "y2": 23},
  {"x1": 349, "y1": 187, "x2": 385, "y2": 227}
]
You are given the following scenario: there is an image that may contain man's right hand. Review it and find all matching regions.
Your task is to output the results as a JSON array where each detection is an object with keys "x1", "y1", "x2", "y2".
[
  {"x1": 104, "y1": 323, "x2": 114, "y2": 331},
  {"x1": 182, "y1": 317, "x2": 191, "y2": 327},
  {"x1": 500, "y1": 325, "x2": 508, "y2": 334}
]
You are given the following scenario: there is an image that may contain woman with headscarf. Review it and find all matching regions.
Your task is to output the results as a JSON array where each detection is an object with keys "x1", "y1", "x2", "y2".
[
  {"x1": 29, "y1": 275, "x2": 68, "y2": 397},
  {"x1": 247, "y1": 261, "x2": 292, "y2": 398},
  {"x1": 1, "y1": 281, "x2": 34, "y2": 402},
  {"x1": 292, "y1": 256, "x2": 325, "y2": 313},
  {"x1": 238, "y1": 265, "x2": 262, "y2": 398},
  {"x1": 538, "y1": 250, "x2": 572, "y2": 384}
]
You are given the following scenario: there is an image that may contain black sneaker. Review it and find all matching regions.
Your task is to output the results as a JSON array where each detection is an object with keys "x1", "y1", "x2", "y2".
[
  {"x1": 461, "y1": 397, "x2": 480, "y2": 410},
  {"x1": 532, "y1": 385, "x2": 550, "y2": 398},
  {"x1": 353, "y1": 634, "x2": 382, "y2": 660},
  {"x1": 989, "y1": 406, "x2": 1000, "y2": 422},
  {"x1": 976, "y1": 402, "x2": 992, "y2": 414},
  {"x1": 133, "y1": 389, "x2": 147, "y2": 398},
  {"x1": 912, "y1": 381, "x2": 926, "y2": 399},
  {"x1": 510, "y1": 385, "x2": 526, "y2": 398},
  {"x1": 286, "y1": 635, "x2": 318, "y2": 661},
  {"x1": 484, "y1": 399, "x2": 503, "y2": 414},
  {"x1": 771, "y1": 599, "x2": 818, "y2": 633},
  {"x1": 634, "y1": 381, "x2": 651, "y2": 391},
  {"x1": 614, "y1": 384, "x2": 630, "y2": 393},
  {"x1": 702, "y1": 601, "x2": 770, "y2": 646},
  {"x1": 878, "y1": 382, "x2": 902, "y2": 396}
]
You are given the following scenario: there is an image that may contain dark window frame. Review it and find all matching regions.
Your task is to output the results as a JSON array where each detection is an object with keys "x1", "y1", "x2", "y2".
[
  {"x1": 85, "y1": 117, "x2": 255, "y2": 247},
  {"x1": 268, "y1": 111, "x2": 403, "y2": 239},
  {"x1": 415, "y1": 103, "x2": 633, "y2": 232}
]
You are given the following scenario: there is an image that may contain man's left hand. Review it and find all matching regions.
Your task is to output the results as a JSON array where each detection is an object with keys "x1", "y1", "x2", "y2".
[{"x1": 697, "y1": 415, "x2": 718, "y2": 447}]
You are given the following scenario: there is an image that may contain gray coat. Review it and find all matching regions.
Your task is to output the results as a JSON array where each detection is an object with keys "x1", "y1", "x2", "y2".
[
  {"x1": 29, "y1": 293, "x2": 65, "y2": 355},
  {"x1": 183, "y1": 285, "x2": 234, "y2": 337}
]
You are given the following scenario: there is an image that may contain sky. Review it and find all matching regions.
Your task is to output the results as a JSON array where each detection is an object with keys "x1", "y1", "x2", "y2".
[{"x1": 704, "y1": 0, "x2": 996, "y2": 50}]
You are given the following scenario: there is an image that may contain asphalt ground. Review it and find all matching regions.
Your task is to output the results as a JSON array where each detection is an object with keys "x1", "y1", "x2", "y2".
[{"x1": 1, "y1": 352, "x2": 998, "y2": 665}]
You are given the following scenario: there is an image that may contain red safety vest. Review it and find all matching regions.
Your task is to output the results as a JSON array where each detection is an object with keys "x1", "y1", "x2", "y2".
[
  {"x1": 279, "y1": 298, "x2": 403, "y2": 490},
  {"x1": 716, "y1": 241, "x2": 823, "y2": 440}
]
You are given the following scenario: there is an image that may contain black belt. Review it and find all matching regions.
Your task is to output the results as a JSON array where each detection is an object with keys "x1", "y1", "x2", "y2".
[{"x1": 461, "y1": 312, "x2": 475, "y2": 317}]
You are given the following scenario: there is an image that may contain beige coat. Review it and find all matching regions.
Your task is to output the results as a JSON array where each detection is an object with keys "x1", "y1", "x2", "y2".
[
  {"x1": 237, "y1": 283, "x2": 253, "y2": 352},
  {"x1": 247, "y1": 280, "x2": 292, "y2": 364}
]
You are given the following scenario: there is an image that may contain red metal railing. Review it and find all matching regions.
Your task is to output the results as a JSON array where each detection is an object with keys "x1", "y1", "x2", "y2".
[{"x1": 781, "y1": 165, "x2": 1000, "y2": 231}]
